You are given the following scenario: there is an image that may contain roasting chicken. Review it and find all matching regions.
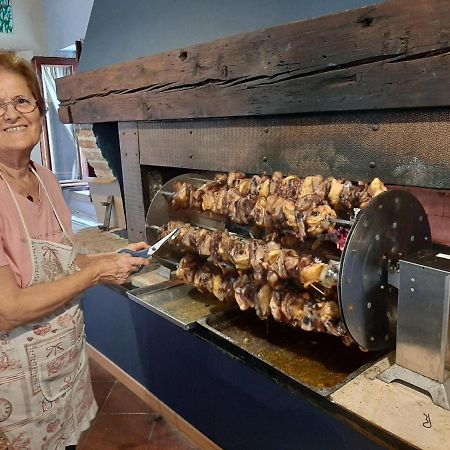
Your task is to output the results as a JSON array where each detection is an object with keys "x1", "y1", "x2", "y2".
[
  {"x1": 176, "y1": 254, "x2": 350, "y2": 342},
  {"x1": 161, "y1": 221, "x2": 333, "y2": 289},
  {"x1": 171, "y1": 172, "x2": 386, "y2": 238}
]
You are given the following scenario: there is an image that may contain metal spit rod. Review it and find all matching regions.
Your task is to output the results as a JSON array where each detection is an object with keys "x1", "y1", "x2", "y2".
[
  {"x1": 328, "y1": 217, "x2": 355, "y2": 227},
  {"x1": 189, "y1": 177, "x2": 211, "y2": 182},
  {"x1": 160, "y1": 190, "x2": 175, "y2": 198}
]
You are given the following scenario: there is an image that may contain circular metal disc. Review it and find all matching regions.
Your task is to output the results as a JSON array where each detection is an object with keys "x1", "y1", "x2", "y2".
[
  {"x1": 145, "y1": 173, "x2": 216, "y2": 264},
  {"x1": 338, "y1": 190, "x2": 431, "y2": 351}
]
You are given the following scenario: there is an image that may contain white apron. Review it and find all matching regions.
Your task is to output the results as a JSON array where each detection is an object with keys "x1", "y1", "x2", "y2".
[{"x1": 0, "y1": 168, "x2": 97, "y2": 449}]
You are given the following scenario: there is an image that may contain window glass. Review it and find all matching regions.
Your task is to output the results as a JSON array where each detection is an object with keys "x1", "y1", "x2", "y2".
[{"x1": 41, "y1": 64, "x2": 81, "y2": 182}]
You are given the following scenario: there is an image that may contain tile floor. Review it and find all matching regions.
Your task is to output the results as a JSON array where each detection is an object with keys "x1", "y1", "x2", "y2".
[{"x1": 78, "y1": 358, "x2": 199, "y2": 449}]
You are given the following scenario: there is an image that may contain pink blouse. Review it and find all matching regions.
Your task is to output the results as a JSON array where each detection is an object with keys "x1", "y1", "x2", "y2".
[{"x1": 0, "y1": 163, "x2": 74, "y2": 287}]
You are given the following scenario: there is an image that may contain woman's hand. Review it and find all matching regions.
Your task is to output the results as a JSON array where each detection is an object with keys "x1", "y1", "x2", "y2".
[
  {"x1": 122, "y1": 241, "x2": 150, "y2": 252},
  {"x1": 91, "y1": 252, "x2": 150, "y2": 285},
  {"x1": 76, "y1": 241, "x2": 151, "y2": 270}
]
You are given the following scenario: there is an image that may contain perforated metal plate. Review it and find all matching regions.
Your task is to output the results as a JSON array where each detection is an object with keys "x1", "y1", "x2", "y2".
[
  {"x1": 138, "y1": 110, "x2": 450, "y2": 189},
  {"x1": 338, "y1": 191, "x2": 431, "y2": 351}
]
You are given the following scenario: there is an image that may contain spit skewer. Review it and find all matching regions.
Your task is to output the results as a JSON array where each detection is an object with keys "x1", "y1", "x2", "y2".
[
  {"x1": 328, "y1": 217, "x2": 354, "y2": 227},
  {"x1": 160, "y1": 190, "x2": 175, "y2": 198}
]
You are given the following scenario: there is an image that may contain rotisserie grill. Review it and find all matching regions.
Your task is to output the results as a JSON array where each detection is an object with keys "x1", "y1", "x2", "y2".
[{"x1": 131, "y1": 168, "x2": 450, "y2": 408}]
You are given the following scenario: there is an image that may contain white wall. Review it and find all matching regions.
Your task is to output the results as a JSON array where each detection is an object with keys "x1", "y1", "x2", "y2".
[
  {"x1": 0, "y1": 1, "x2": 91, "y2": 166},
  {"x1": 0, "y1": 0, "x2": 48, "y2": 55},
  {"x1": 42, "y1": 0, "x2": 93, "y2": 55},
  {"x1": 0, "y1": 0, "x2": 93, "y2": 56}
]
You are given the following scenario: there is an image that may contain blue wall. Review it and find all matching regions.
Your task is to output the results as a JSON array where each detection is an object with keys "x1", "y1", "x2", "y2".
[
  {"x1": 80, "y1": 0, "x2": 383, "y2": 72},
  {"x1": 83, "y1": 285, "x2": 393, "y2": 450}
]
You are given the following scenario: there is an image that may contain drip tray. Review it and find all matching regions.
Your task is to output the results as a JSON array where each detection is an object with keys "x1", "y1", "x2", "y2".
[
  {"x1": 198, "y1": 310, "x2": 383, "y2": 396},
  {"x1": 127, "y1": 282, "x2": 232, "y2": 329}
]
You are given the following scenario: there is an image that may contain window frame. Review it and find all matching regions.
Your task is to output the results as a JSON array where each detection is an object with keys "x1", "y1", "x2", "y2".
[{"x1": 32, "y1": 56, "x2": 88, "y2": 187}]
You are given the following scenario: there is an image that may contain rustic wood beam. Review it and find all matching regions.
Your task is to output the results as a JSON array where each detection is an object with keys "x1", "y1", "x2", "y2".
[{"x1": 57, "y1": 0, "x2": 450, "y2": 124}]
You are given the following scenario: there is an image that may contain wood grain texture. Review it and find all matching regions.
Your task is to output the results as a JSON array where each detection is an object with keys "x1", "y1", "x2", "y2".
[
  {"x1": 331, "y1": 357, "x2": 450, "y2": 450},
  {"x1": 57, "y1": 0, "x2": 450, "y2": 123},
  {"x1": 118, "y1": 122, "x2": 146, "y2": 241}
]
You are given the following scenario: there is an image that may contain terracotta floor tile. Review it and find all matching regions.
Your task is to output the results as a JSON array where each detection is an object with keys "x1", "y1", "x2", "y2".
[
  {"x1": 92, "y1": 381, "x2": 116, "y2": 410},
  {"x1": 82, "y1": 359, "x2": 197, "y2": 449},
  {"x1": 148, "y1": 418, "x2": 198, "y2": 450},
  {"x1": 78, "y1": 414, "x2": 155, "y2": 450},
  {"x1": 76, "y1": 427, "x2": 92, "y2": 448},
  {"x1": 101, "y1": 382, "x2": 157, "y2": 414},
  {"x1": 89, "y1": 358, "x2": 116, "y2": 381}
]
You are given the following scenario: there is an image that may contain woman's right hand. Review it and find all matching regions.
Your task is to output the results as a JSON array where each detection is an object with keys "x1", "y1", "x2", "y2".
[{"x1": 90, "y1": 253, "x2": 149, "y2": 285}]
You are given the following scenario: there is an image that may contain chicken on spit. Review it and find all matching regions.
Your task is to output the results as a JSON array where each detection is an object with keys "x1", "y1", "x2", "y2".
[{"x1": 171, "y1": 171, "x2": 386, "y2": 239}]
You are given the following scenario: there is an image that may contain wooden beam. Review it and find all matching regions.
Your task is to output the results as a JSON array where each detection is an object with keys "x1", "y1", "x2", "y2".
[{"x1": 57, "y1": 0, "x2": 450, "y2": 123}]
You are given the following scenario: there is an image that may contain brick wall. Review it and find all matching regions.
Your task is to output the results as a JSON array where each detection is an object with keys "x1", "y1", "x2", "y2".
[
  {"x1": 387, "y1": 186, "x2": 450, "y2": 247},
  {"x1": 75, "y1": 125, "x2": 116, "y2": 180}
]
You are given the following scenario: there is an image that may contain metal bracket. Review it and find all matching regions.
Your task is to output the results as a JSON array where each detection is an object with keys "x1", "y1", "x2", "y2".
[
  {"x1": 98, "y1": 195, "x2": 114, "y2": 231},
  {"x1": 387, "y1": 268, "x2": 400, "y2": 289},
  {"x1": 378, "y1": 364, "x2": 450, "y2": 410},
  {"x1": 156, "y1": 264, "x2": 174, "y2": 280},
  {"x1": 378, "y1": 251, "x2": 450, "y2": 410}
]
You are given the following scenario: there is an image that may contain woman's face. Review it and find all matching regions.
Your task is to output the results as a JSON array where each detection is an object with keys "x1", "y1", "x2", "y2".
[{"x1": 0, "y1": 70, "x2": 42, "y2": 157}]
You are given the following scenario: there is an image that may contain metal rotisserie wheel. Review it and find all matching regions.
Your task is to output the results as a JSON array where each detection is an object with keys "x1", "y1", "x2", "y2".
[{"x1": 338, "y1": 190, "x2": 431, "y2": 351}]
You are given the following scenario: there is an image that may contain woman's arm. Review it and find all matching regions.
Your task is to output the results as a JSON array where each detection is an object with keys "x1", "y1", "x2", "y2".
[{"x1": 0, "y1": 252, "x2": 149, "y2": 331}]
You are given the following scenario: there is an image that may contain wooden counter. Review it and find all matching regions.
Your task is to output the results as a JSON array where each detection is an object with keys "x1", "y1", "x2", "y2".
[{"x1": 331, "y1": 357, "x2": 450, "y2": 450}]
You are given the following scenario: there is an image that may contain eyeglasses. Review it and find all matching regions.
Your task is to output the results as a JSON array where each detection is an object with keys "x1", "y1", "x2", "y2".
[{"x1": 0, "y1": 96, "x2": 38, "y2": 117}]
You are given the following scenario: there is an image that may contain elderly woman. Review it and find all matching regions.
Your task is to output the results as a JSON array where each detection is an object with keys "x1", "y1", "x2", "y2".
[{"x1": 0, "y1": 52, "x2": 149, "y2": 449}]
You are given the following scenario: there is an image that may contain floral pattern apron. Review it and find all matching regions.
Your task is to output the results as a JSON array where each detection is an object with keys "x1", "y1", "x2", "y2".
[{"x1": 0, "y1": 168, "x2": 97, "y2": 449}]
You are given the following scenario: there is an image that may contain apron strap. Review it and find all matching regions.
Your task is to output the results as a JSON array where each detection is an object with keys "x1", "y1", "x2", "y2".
[
  {"x1": 0, "y1": 171, "x2": 34, "y2": 256},
  {"x1": 30, "y1": 166, "x2": 73, "y2": 245}
]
